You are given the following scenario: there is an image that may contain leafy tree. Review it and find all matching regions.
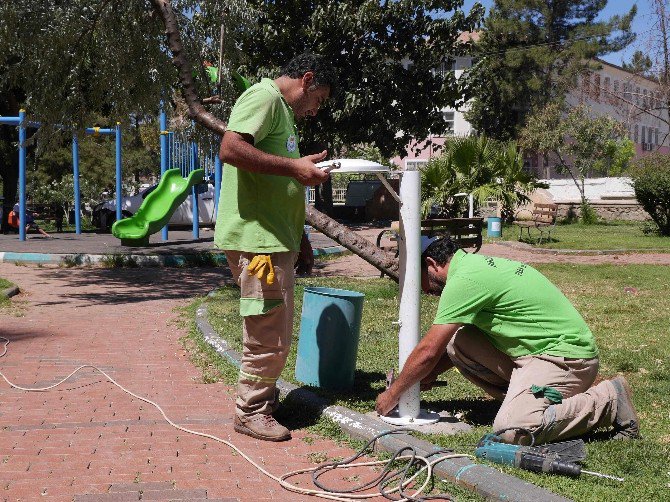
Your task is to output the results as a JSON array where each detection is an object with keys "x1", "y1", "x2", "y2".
[
  {"x1": 420, "y1": 136, "x2": 545, "y2": 219},
  {"x1": 629, "y1": 152, "x2": 670, "y2": 236},
  {"x1": 230, "y1": 0, "x2": 484, "y2": 158},
  {"x1": 622, "y1": 50, "x2": 654, "y2": 75},
  {"x1": 464, "y1": 0, "x2": 636, "y2": 140},
  {"x1": 519, "y1": 103, "x2": 632, "y2": 223}
]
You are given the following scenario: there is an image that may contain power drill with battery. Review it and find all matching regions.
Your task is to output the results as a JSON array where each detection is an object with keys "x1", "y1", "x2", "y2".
[{"x1": 475, "y1": 432, "x2": 624, "y2": 482}]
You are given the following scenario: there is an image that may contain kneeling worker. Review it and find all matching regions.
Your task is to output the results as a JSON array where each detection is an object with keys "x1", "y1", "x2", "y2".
[{"x1": 375, "y1": 236, "x2": 640, "y2": 444}]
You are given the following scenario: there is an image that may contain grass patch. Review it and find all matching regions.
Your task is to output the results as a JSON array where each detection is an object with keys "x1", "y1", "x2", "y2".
[
  {"x1": 488, "y1": 220, "x2": 670, "y2": 251},
  {"x1": 0, "y1": 277, "x2": 15, "y2": 308},
  {"x1": 196, "y1": 265, "x2": 670, "y2": 501},
  {"x1": 0, "y1": 278, "x2": 14, "y2": 290}
]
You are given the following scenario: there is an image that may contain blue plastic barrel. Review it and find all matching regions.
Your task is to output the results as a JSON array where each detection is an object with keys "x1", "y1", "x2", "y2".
[
  {"x1": 487, "y1": 217, "x2": 502, "y2": 238},
  {"x1": 295, "y1": 287, "x2": 365, "y2": 390}
]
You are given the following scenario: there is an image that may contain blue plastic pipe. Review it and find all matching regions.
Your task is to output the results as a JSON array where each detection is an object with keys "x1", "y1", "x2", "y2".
[
  {"x1": 18, "y1": 110, "x2": 26, "y2": 241},
  {"x1": 160, "y1": 109, "x2": 169, "y2": 241},
  {"x1": 190, "y1": 141, "x2": 199, "y2": 239},
  {"x1": 72, "y1": 134, "x2": 81, "y2": 234},
  {"x1": 115, "y1": 123, "x2": 122, "y2": 222}
]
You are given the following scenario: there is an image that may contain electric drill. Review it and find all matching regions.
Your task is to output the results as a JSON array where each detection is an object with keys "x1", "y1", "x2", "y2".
[{"x1": 475, "y1": 433, "x2": 582, "y2": 476}]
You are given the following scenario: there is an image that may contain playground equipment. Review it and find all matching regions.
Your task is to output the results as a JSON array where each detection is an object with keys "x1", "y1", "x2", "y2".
[
  {"x1": 316, "y1": 159, "x2": 440, "y2": 426},
  {"x1": 111, "y1": 168, "x2": 205, "y2": 246}
]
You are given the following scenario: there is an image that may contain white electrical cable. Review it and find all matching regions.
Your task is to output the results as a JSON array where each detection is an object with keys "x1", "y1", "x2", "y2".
[{"x1": 0, "y1": 336, "x2": 472, "y2": 501}]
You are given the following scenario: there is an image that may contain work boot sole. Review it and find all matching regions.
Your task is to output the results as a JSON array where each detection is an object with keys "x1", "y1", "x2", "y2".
[
  {"x1": 611, "y1": 376, "x2": 640, "y2": 439},
  {"x1": 234, "y1": 420, "x2": 291, "y2": 442}
]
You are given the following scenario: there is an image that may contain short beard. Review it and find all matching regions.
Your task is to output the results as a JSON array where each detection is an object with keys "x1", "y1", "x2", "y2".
[{"x1": 426, "y1": 270, "x2": 445, "y2": 295}]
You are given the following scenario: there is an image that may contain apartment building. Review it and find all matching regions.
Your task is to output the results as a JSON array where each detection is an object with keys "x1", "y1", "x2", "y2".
[{"x1": 395, "y1": 53, "x2": 669, "y2": 178}]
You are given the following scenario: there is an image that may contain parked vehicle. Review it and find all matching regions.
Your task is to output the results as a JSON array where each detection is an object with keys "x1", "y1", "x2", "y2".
[{"x1": 92, "y1": 183, "x2": 217, "y2": 231}]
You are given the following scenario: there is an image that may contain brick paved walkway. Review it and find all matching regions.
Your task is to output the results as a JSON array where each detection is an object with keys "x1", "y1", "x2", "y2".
[{"x1": 0, "y1": 264, "x2": 377, "y2": 502}]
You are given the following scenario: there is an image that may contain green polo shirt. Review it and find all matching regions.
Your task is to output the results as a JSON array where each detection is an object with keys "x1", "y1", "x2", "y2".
[
  {"x1": 214, "y1": 78, "x2": 304, "y2": 253},
  {"x1": 433, "y1": 250, "x2": 598, "y2": 359}
]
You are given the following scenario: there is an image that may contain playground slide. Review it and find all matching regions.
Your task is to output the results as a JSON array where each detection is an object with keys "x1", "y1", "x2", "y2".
[{"x1": 112, "y1": 168, "x2": 205, "y2": 246}]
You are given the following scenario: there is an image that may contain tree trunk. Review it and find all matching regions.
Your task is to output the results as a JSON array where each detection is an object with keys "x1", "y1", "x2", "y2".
[{"x1": 149, "y1": 0, "x2": 400, "y2": 281}]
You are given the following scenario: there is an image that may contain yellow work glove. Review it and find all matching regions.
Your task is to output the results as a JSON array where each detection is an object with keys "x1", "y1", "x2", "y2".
[{"x1": 247, "y1": 254, "x2": 275, "y2": 285}]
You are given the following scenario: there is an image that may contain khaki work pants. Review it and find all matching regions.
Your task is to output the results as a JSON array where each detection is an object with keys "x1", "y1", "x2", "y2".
[
  {"x1": 446, "y1": 326, "x2": 618, "y2": 444},
  {"x1": 225, "y1": 250, "x2": 298, "y2": 419}
]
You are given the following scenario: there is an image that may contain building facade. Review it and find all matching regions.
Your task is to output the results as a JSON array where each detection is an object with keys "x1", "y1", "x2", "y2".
[{"x1": 395, "y1": 55, "x2": 670, "y2": 179}]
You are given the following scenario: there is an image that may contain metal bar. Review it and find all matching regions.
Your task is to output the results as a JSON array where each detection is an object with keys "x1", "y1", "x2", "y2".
[
  {"x1": 160, "y1": 109, "x2": 169, "y2": 241},
  {"x1": 18, "y1": 110, "x2": 26, "y2": 241},
  {"x1": 191, "y1": 141, "x2": 199, "y2": 239},
  {"x1": 214, "y1": 150, "x2": 222, "y2": 213},
  {"x1": 115, "y1": 123, "x2": 122, "y2": 222},
  {"x1": 0, "y1": 116, "x2": 21, "y2": 126},
  {"x1": 85, "y1": 127, "x2": 115, "y2": 135},
  {"x1": 72, "y1": 134, "x2": 81, "y2": 234}
]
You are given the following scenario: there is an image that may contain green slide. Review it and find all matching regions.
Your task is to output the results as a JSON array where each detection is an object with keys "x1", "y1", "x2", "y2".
[{"x1": 112, "y1": 168, "x2": 205, "y2": 246}]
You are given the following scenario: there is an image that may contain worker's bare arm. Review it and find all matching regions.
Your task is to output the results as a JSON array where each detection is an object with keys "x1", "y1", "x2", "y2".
[
  {"x1": 375, "y1": 323, "x2": 462, "y2": 416},
  {"x1": 219, "y1": 131, "x2": 329, "y2": 186}
]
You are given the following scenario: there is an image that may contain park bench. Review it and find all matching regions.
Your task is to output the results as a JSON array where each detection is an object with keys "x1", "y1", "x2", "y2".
[
  {"x1": 376, "y1": 217, "x2": 484, "y2": 277},
  {"x1": 513, "y1": 203, "x2": 558, "y2": 245}
]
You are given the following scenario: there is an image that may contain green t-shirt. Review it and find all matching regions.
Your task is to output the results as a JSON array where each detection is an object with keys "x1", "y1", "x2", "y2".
[
  {"x1": 433, "y1": 250, "x2": 598, "y2": 359},
  {"x1": 214, "y1": 78, "x2": 304, "y2": 253}
]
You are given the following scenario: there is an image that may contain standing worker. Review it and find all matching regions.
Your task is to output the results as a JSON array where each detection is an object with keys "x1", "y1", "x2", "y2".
[
  {"x1": 375, "y1": 236, "x2": 640, "y2": 445},
  {"x1": 215, "y1": 54, "x2": 337, "y2": 441}
]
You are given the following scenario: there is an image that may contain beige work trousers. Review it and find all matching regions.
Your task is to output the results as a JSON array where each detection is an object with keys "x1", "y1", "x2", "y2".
[
  {"x1": 225, "y1": 250, "x2": 298, "y2": 419},
  {"x1": 446, "y1": 326, "x2": 618, "y2": 444}
]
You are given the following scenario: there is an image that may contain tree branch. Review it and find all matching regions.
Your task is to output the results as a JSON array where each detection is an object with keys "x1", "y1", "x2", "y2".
[{"x1": 149, "y1": 0, "x2": 400, "y2": 281}]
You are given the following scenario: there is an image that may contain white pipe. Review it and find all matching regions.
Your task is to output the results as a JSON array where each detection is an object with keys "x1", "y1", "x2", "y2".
[
  {"x1": 468, "y1": 194, "x2": 474, "y2": 218},
  {"x1": 397, "y1": 169, "x2": 422, "y2": 418}
]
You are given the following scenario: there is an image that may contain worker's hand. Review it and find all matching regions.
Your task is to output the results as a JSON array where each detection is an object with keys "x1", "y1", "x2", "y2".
[
  {"x1": 292, "y1": 150, "x2": 330, "y2": 186},
  {"x1": 247, "y1": 255, "x2": 275, "y2": 285},
  {"x1": 296, "y1": 233, "x2": 314, "y2": 276},
  {"x1": 375, "y1": 389, "x2": 399, "y2": 417}
]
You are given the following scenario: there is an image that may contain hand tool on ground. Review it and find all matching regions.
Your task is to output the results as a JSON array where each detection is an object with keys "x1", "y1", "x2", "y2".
[{"x1": 475, "y1": 432, "x2": 624, "y2": 482}]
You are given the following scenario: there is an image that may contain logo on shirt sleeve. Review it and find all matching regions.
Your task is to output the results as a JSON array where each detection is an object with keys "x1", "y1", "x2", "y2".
[{"x1": 286, "y1": 134, "x2": 297, "y2": 153}]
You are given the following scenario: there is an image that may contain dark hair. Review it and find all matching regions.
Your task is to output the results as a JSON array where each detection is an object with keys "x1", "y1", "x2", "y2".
[
  {"x1": 422, "y1": 235, "x2": 461, "y2": 267},
  {"x1": 280, "y1": 53, "x2": 338, "y2": 97}
]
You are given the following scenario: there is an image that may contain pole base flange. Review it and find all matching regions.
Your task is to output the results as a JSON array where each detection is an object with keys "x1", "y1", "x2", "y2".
[{"x1": 379, "y1": 408, "x2": 440, "y2": 426}]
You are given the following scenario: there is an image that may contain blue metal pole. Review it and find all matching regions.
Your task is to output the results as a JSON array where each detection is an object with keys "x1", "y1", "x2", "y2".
[
  {"x1": 18, "y1": 110, "x2": 26, "y2": 241},
  {"x1": 191, "y1": 141, "x2": 199, "y2": 239},
  {"x1": 72, "y1": 134, "x2": 81, "y2": 234},
  {"x1": 160, "y1": 109, "x2": 169, "y2": 241},
  {"x1": 214, "y1": 149, "x2": 222, "y2": 213},
  {"x1": 115, "y1": 122, "x2": 122, "y2": 222}
]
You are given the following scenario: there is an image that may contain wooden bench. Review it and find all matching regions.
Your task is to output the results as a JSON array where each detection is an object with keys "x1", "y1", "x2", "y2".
[
  {"x1": 513, "y1": 203, "x2": 558, "y2": 244},
  {"x1": 376, "y1": 217, "x2": 484, "y2": 276}
]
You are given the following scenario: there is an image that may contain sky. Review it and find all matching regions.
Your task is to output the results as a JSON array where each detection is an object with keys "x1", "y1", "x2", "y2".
[{"x1": 459, "y1": 0, "x2": 657, "y2": 66}]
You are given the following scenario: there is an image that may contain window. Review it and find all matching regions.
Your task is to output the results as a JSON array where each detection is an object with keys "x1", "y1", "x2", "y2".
[
  {"x1": 656, "y1": 128, "x2": 660, "y2": 145},
  {"x1": 643, "y1": 89, "x2": 648, "y2": 108},
  {"x1": 642, "y1": 126, "x2": 646, "y2": 144},
  {"x1": 649, "y1": 127, "x2": 654, "y2": 144},
  {"x1": 405, "y1": 159, "x2": 428, "y2": 171},
  {"x1": 593, "y1": 74, "x2": 601, "y2": 101},
  {"x1": 636, "y1": 87, "x2": 641, "y2": 105},
  {"x1": 624, "y1": 83, "x2": 631, "y2": 102},
  {"x1": 433, "y1": 59, "x2": 455, "y2": 78},
  {"x1": 634, "y1": 124, "x2": 639, "y2": 143},
  {"x1": 442, "y1": 111, "x2": 455, "y2": 135}
]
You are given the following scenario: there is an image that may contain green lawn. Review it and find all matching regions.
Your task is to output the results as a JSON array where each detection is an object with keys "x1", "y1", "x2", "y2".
[
  {"x1": 0, "y1": 278, "x2": 13, "y2": 290},
  {"x1": 198, "y1": 265, "x2": 670, "y2": 501},
  {"x1": 488, "y1": 220, "x2": 670, "y2": 251},
  {"x1": 0, "y1": 277, "x2": 16, "y2": 307}
]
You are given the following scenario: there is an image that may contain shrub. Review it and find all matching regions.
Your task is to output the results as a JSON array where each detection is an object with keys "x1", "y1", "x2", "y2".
[{"x1": 630, "y1": 153, "x2": 670, "y2": 236}]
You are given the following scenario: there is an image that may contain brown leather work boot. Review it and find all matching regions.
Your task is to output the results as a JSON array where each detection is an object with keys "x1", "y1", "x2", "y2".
[
  {"x1": 611, "y1": 376, "x2": 641, "y2": 440},
  {"x1": 234, "y1": 414, "x2": 291, "y2": 442}
]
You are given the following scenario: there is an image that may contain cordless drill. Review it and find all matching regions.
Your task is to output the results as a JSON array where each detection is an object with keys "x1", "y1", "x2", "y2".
[{"x1": 475, "y1": 433, "x2": 623, "y2": 481}]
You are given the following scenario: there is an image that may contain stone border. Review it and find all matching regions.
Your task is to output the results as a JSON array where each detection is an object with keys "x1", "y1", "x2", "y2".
[
  {"x1": 0, "y1": 246, "x2": 347, "y2": 267},
  {"x1": 195, "y1": 298, "x2": 570, "y2": 502},
  {"x1": 493, "y1": 240, "x2": 670, "y2": 256},
  {"x1": 1, "y1": 285, "x2": 19, "y2": 299}
]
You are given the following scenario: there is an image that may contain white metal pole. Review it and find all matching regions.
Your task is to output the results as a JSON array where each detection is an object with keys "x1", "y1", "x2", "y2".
[{"x1": 397, "y1": 169, "x2": 422, "y2": 418}]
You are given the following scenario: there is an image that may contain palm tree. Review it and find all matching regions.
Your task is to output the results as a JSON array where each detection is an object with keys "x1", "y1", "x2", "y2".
[{"x1": 421, "y1": 136, "x2": 545, "y2": 219}]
